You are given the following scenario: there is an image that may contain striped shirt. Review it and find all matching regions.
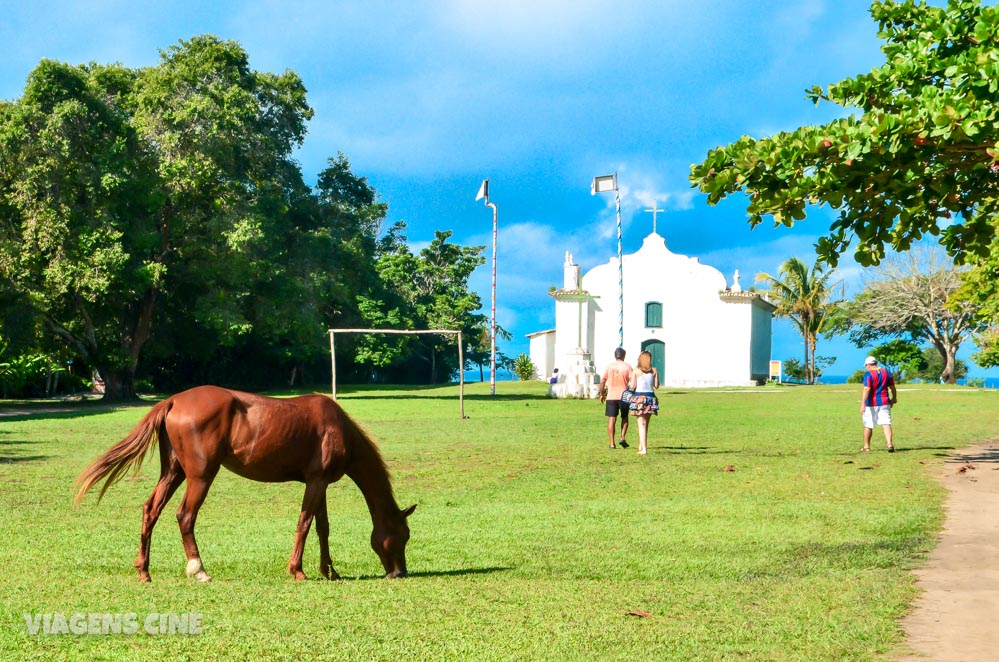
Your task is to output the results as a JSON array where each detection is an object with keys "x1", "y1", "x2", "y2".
[{"x1": 863, "y1": 367, "x2": 894, "y2": 406}]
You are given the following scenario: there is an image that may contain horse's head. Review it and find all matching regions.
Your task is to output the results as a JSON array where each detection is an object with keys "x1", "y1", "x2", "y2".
[{"x1": 372, "y1": 504, "x2": 416, "y2": 578}]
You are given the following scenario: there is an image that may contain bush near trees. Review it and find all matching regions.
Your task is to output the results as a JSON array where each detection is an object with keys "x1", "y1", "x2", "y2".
[
  {"x1": 0, "y1": 36, "x2": 490, "y2": 399},
  {"x1": 781, "y1": 356, "x2": 835, "y2": 384},
  {"x1": 512, "y1": 354, "x2": 537, "y2": 382},
  {"x1": 870, "y1": 339, "x2": 927, "y2": 382}
]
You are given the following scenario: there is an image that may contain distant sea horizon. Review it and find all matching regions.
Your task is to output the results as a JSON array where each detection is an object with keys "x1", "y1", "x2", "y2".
[
  {"x1": 818, "y1": 375, "x2": 999, "y2": 388},
  {"x1": 463, "y1": 371, "x2": 999, "y2": 389}
]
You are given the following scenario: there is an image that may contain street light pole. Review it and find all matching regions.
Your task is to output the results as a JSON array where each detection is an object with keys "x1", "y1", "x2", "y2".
[
  {"x1": 592, "y1": 173, "x2": 624, "y2": 348},
  {"x1": 477, "y1": 179, "x2": 498, "y2": 396}
]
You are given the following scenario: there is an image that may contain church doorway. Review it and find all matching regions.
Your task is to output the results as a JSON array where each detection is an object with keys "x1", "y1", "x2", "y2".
[{"x1": 641, "y1": 339, "x2": 665, "y2": 380}]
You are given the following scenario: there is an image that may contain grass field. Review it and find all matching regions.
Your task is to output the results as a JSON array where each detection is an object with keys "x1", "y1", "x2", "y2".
[{"x1": 2, "y1": 381, "x2": 998, "y2": 660}]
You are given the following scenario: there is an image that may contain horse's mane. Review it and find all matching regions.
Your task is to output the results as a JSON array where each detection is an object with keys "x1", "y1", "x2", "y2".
[{"x1": 334, "y1": 402, "x2": 399, "y2": 501}]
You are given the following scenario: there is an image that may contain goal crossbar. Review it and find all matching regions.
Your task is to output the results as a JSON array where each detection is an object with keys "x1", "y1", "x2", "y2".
[{"x1": 327, "y1": 328, "x2": 465, "y2": 418}]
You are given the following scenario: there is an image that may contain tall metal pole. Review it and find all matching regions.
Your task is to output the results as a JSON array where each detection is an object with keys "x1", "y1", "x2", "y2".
[
  {"x1": 488, "y1": 200, "x2": 498, "y2": 396},
  {"x1": 591, "y1": 172, "x2": 624, "y2": 349},
  {"x1": 478, "y1": 178, "x2": 498, "y2": 397},
  {"x1": 614, "y1": 176, "x2": 623, "y2": 348},
  {"x1": 457, "y1": 331, "x2": 466, "y2": 418}
]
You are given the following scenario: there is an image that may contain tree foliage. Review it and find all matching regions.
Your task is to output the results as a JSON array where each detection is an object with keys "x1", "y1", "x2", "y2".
[
  {"x1": 954, "y1": 220, "x2": 999, "y2": 367},
  {"x1": 0, "y1": 37, "x2": 487, "y2": 397},
  {"x1": 781, "y1": 356, "x2": 835, "y2": 384},
  {"x1": 690, "y1": 0, "x2": 999, "y2": 267},
  {"x1": 833, "y1": 247, "x2": 982, "y2": 383},
  {"x1": 755, "y1": 257, "x2": 840, "y2": 384},
  {"x1": 511, "y1": 353, "x2": 537, "y2": 382},
  {"x1": 870, "y1": 339, "x2": 926, "y2": 382},
  {"x1": 912, "y1": 344, "x2": 969, "y2": 381},
  {"x1": 353, "y1": 230, "x2": 486, "y2": 383}
]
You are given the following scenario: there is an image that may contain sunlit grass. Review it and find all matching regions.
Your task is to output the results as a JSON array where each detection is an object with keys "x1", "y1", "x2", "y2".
[{"x1": 1, "y1": 382, "x2": 996, "y2": 660}]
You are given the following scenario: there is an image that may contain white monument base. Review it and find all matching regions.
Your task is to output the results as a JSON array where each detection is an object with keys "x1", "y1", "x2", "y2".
[{"x1": 549, "y1": 349, "x2": 600, "y2": 399}]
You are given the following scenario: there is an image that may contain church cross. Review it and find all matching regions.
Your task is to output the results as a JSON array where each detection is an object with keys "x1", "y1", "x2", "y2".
[{"x1": 645, "y1": 200, "x2": 664, "y2": 234}]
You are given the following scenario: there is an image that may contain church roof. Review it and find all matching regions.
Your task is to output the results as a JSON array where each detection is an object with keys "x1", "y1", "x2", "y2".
[{"x1": 549, "y1": 288, "x2": 597, "y2": 301}]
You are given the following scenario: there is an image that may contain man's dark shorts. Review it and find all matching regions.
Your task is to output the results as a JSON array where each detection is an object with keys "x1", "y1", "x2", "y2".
[{"x1": 605, "y1": 399, "x2": 630, "y2": 419}]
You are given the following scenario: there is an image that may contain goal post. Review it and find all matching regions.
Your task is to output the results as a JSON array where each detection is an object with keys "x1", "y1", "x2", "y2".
[{"x1": 327, "y1": 328, "x2": 465, "y2": 418}]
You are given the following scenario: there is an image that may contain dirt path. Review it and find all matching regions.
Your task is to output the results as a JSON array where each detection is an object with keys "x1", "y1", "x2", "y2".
[{"x1": 899, "y1": 440, "x2": 999, "y2": 661}]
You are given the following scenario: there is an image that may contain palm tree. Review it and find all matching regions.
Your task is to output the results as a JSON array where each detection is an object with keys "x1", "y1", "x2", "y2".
[{"x1": 756, "y1": 257, "x2": 839, "y2": 384}]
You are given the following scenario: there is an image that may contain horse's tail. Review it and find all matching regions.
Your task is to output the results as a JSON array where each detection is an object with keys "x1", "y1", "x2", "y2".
[{"x1": 74, "y1": 398, "x2": 172, "y2": 506}]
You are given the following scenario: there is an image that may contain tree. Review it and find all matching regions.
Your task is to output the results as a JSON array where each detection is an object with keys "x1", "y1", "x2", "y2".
[
  {"x1": 870, "y1": 339, "x2": 926, "y2": 382},
  {"x1": 781, "y1": 356, "x2": 835, "y2": 384},
  {"x1": 755, "y1": 257, "x2": 839, "y2": 384},
  {"x1": 836, "y1": 248, "x2": 982, "y2": 383},
  {"x1": 782, "y1": 358, "x2": 808, "y2": 384},
  {"x1": 912, "y1": 345, "x2": 968, "y2": 381},
  {"x1": 954, "y1": 225, "x2": 999, "y2": 368},
  {"x1": 356, "y1": 229, "x2": 486, "y2": 383},
  {"x1": 0, "y1": 37, "x2": 315, "y2": 399},
  {"x1": 463, "y1": 324, "x2": 513, "y2": 382},
  {"x1": 0, "y1": 60, "x2": 161, "y2": 399},
  {"x1": 690, "y1": 1, "x2": 999, "y2": 267}
]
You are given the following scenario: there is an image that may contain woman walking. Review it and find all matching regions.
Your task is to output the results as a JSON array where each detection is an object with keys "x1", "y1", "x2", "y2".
[{"x1": 628, "y1": 350, "x2": 660, "y2": 455}]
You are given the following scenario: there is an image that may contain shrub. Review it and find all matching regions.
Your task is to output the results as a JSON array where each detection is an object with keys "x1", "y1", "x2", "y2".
[{"x1": 511, "y1": 353, "x2": 536, "y2": 381}]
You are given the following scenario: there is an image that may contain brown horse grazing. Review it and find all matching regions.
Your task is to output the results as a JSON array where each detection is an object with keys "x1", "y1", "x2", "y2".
[{"x1": 75, "y1": 385, "x2": 415, "y2": 583}]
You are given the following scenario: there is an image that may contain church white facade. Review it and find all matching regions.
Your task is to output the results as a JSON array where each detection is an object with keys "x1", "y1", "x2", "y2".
[{"x1": 528, "y1": 232, "x2": 775, "y2": 395}]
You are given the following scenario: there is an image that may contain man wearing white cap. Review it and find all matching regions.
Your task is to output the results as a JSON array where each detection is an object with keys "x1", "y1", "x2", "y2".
[{"x1": 860, "y1": 356, "x2": 897, "y2": 452}]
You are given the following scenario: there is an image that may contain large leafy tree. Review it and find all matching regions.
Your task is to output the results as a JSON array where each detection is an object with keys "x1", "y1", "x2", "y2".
[
  {"x1": 1, "y1": 37, "x2": 491, "y2": 396},
  {"x1": 755, "y1": 257, "x2": 839, "y2": 384},
  {"x1": 955, "y1": 224, "x2": 999, "y2": 367},
  {"x1": 0, "y1": 36, "x2": 314, "y2": 399},
  {"x1": 690, "y1": 0, "x2": 999, "y2": 267},
  {"x1": 0, "y1": 60, "x2": 160, "y2": 399}
]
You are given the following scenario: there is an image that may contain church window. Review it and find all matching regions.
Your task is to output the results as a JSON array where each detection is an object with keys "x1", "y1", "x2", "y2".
[{"x1": 645, "y1": 302, "x2": 663, "y2": 328}]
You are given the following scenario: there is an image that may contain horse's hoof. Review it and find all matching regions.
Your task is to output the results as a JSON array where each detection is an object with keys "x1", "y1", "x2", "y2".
[
  {"x1": 185, "y1": 558, "x2": 212, "y2": 582},
  {"x1": 320, "y1": 564, "x2": 341, "y2": 580},
  {"x1": 138, "y1": 573, "x2": 151, "y2": 583},
  {"x1": 293, "y1": 571, "x2": 307, "y2": 581}
]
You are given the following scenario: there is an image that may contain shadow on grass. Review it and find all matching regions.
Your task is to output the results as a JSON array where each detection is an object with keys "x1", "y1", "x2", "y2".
[
  {"x1": 742, "y1": 535, "x2": 930, "y2": 581},
  {"x1": 0, "y1": 400, "x2": 154, "y2": 422},
  {"x1": 0, "y1": 453, "x2": 49, "y2": 464},
  {"x1": 943, "y1": 445, "x2": 999, "y2": 465},
  {"x1": 650, "y1": 445, "x2": 724, "y2": 455},
  {"x1": 340, "y1": 566, "x2": 512, "y2": 581},
  {"x1": 0, "y1": 437, "x2": 49, "y2": 463}
]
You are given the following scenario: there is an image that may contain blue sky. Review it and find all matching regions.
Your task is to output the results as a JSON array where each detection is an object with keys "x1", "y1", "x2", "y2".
[{"x1": 2, "y1": 0, "x2": 988, "y2": 379}]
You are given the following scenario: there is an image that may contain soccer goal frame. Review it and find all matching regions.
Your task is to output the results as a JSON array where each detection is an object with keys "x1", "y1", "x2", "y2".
[{"x1": 327, "y1": 328, "x2": 465, "y2": 418}]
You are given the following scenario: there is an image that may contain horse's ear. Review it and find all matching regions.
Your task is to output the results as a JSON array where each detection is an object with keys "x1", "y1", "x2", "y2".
[{"x1": 402, "y1": 504, "x2": 416, "y2": 518}]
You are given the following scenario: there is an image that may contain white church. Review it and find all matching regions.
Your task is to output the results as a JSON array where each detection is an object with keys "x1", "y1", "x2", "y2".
[{"x1": 527, "y1": 230, "x2": 776, "y2": 396}]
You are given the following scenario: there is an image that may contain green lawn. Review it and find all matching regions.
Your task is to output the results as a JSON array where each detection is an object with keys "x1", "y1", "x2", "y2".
[{"x1": 1, "y1": 382, "x2": 996, "y2": 660}]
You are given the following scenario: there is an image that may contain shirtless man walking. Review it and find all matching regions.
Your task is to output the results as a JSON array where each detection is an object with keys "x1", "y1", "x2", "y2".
[{"x1": 599, "y1": 347, "x2": 633, "y2": 449}]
